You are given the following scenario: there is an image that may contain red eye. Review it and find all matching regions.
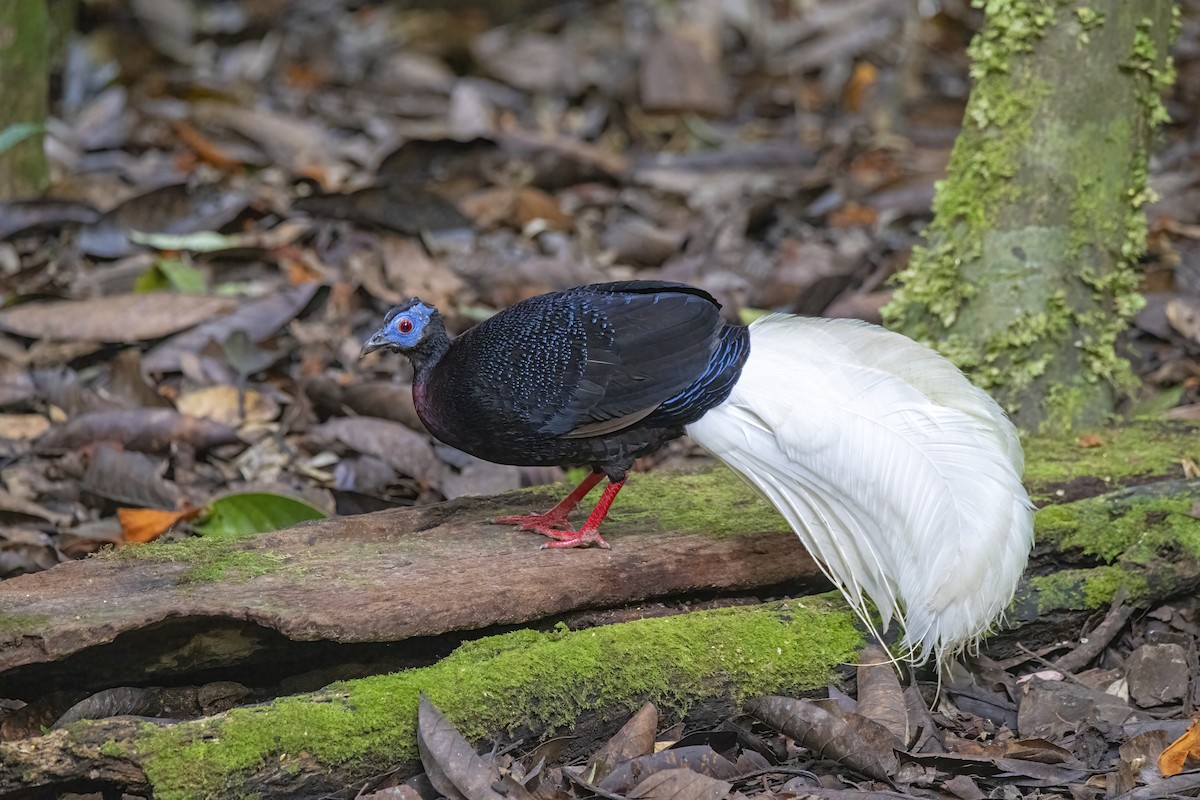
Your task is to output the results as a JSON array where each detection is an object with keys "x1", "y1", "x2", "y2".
[{"x1": 397, "y1": 317, "x2": 414, "y2": 334}]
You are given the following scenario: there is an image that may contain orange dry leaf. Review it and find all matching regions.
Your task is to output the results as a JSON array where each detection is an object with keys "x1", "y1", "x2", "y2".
[
  {"x1": 1077, "y1": 433, "x2": 1105, "y2": 448},
  {"x1": 843, "y1": 61, "x2": 878, "y2": 112},
  {"x1": 1159, "y1": 719, "x2": 1200, "y2": 777},
  {"x1": 118, "y1": 507, "x2": 202, "y2": 544},
  {"x1": 171, "y1": 119, "x2": 243, "y2": 170},
  {"x1": 827, "y1": 203, "x2": 879, "y2": 228}
]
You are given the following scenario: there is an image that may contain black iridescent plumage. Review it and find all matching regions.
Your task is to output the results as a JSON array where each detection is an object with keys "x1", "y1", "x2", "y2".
[{"x1": 362, "y1": 281, "x2": 750, "y2": 547}]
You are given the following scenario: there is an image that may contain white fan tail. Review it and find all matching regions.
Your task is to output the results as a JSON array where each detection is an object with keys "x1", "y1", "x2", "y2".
[{"x1": 686, "y1": 314, "x2": 1034, "y2": 665}]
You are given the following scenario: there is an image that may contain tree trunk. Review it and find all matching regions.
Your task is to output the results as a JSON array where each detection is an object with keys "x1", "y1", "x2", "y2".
[
  {"x1": 0, "y1": 0, "x2": 50, "y2": 199},
  {"x1": 884, "y1": 1, "x2": 1177, "y2": 432}
]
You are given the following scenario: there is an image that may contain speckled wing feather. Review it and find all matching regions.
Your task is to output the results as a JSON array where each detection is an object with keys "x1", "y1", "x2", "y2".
[{"x1": 507, "y1": 282, "x2": 724, "y2": 438}]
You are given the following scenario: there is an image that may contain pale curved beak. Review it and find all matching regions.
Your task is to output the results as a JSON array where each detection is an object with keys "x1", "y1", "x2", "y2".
[{"x1": 359, "y1": 329, "x2": 390, "y2": 358}]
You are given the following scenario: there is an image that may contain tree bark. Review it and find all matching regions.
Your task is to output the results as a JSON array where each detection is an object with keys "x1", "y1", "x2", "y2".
[
  {"x1": 885, "y1": 1, "x2": 1177, "y2": 431},
  {"x1": 0, "y1": 0, "x2": 50, "y2": 199}
]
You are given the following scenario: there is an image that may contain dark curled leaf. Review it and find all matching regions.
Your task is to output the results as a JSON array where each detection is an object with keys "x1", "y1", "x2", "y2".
[
  {"x1": 627, "y1": 767, "x2": 731, "y2": 800},
  {"x1": 599, "y1": 746, "x2": 741, "y2": 794},
  {"x1": 585, "y1": 701, "x2": 657, "y2": 783},
  {"x1": 0, "y1": 293, "x2": 237, "y2": 343},
  {"x1": 416, "y1": 694, "x2": 504, "y2": 800},
  {"x1": 855, "y1": 644, "x2": 912, "y2": 747},
  {"x1": 142, "y1": 282, "x2": 322, "y2": 373},
  {"x1": 82, "y1": 444, "x2": 182, "y2": 509},
  {"x1": 51, "y1": 687, "x2": 153, "y2": 728},
  {"x1": 34, "y1": 409, "x2": 241, "y2": 455},
  {"x1": 311, "y1": 416, "x2": 439, "y2": 487},
  {"x1": 745, "y1": 696, "x2": 899, "y2": 782}
]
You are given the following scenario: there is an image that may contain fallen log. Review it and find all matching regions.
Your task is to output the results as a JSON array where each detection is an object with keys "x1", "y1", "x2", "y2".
[
  {"x1": 0, "y1": 599, "x2": 864, "y2": 799},
  {"x1": 0, "y1": 466, "x2": 822, "y2": 700},
  {"x1": 3, "y1": 472, "x2": 1199, "y2": 798},
  {"x1": 0, "y1": 422, "x2": 1196, "y2": 797}
]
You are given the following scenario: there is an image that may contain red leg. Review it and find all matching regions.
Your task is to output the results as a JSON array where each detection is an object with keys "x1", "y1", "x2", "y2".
[
  {"x1": 491, "y1": 471, "x2": 603, "y2": 531},
  {"x1": 538, "y1": 480, "x2": 623, "y2": 550}
]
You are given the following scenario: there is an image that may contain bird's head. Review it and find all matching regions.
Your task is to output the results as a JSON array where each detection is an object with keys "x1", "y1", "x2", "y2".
[{"x1": 360, "y1": 299, "x2": 444, "y2": 361}]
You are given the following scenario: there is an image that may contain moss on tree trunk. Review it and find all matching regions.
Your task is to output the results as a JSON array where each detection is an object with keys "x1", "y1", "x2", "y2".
[
  {"x1": 884, "y1": 1, "x2": 1177, "y2": 432},
  {"x1": 0, "y1": 0, "x2": 50, "y2": 199}
]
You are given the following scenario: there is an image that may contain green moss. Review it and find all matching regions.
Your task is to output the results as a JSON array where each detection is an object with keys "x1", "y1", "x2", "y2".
[
  {"x1": 1022, "y1": 421, "x2": 1197, "y2": 496},
  {"x1": 969, "y1": 0, "x2": 1057, "y2": 78},
  {"x1": 1075, "y1": 7, "x2": 1105, "y2": 37},
  {"x1": 99, "y1": 538, "x2": 291, "y2": 584},
  {"x1": 502, "y1": 465, "x2": 785, "y2": 539},
  {"x1": 1028, "y1": 565, "x2": 1149, "y2": 613},
  {"x1": 617, "y1": 466, "x2": 783, "y2": 537},
  {"x1": 1034, "y1": 487, "x2": 1200, "y2": 562},
  {"x1": 100, "y1": 739, "x2": 126, "y2": 758},
  {"x1": 0, "y1": 612, "x2": 50, "y2": 635},
  {"x1": 134, "y1": 599, "x2": 861, "y2": 800},
  {"x1": 1125, "y1": 16, "x2": 1176, "y2": 125}
]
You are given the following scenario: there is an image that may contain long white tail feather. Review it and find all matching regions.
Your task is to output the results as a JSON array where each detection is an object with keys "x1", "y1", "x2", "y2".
[{"x1": 686, "y1": 314, "x2": 1035, "y2": 665}]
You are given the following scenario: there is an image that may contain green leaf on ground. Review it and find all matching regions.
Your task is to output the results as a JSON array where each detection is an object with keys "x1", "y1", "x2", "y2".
[{"x1": 195, "y1": 492, "x2": 327, "y2": 538}]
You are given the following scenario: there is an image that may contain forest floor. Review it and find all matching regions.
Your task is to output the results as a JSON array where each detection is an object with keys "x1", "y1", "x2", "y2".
[{"x1": 3, "y1": 0, "x2": 1200, "y2": 798}]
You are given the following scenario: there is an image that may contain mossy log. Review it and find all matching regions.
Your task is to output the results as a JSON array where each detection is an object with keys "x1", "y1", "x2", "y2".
[
  {"x1": 0, "y1": 600, "x2": 865, "y2": 799},
  {"x1": 885, "y1": 1, "x2": 1177, "y2": 430},
  {"x1": 0, "y1": 423, "x2": 1197, "y2": 797}
]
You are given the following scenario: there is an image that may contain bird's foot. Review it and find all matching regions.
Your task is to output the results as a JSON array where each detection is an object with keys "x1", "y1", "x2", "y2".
[
  {"x1": 535, "y1": 526, "x2": 610, "y2": 550},
  {"x1": 490, "y1": 511, "x2": 572, "y2": 532}
]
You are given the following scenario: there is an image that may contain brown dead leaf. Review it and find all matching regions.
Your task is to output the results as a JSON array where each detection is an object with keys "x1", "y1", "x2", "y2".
[
  {"x1": 745, "y1": 696, "x2": 898, "y2": 781},
  {"x1": 191, "y1": 102, "x2": 345, "y2": 184},
  {"x1": 1166, "y1": 296, "x2": 1200, "y2": 343},
  {"x1": 312, "y1": 416, "x2": 439, "y2": 487},
  {"x1": 640, "y1": 31, "x2": 730, "y2": 117},
  {"x1": 1119, "y1": 729, "x2": 1172, "y2": 793},
  {"x1": 1077, "y1": 433, "x2": 1104, "y2": 448},
  {"x1": 119, "y1": 506, "x2": 202, "y2": 544},
  {"x1": 171, "y1": 119, "x2": 244, "y2": 170},
  {"x1": 82, "y1": 445, "x2": 182, "y2": 509},
  {"x1": 826, "y1": 203, "x2": 879, "y2": 228},
  {"x1": 855, "y1": 644, "x2": 911, "y2": 747},
  {"x1": 460, "y1": 187, "x2": 571, "y2": 232},
  {"x1": 295, "y1": 184, "x2": 470, "y2": 234},
  {"x1": 1159, "y1": 719, "x2": 1200, "y2": 776},
  {"x1": 0, "y1": 294, "x2": 237, "y2": 343},
  {"x1": 416, "y1": 694, "x2": 506, "y2": 800},
  {"x1": 0, "y1": 526, "x2": 62, "y2": 577},
  {"x1": 381, "y1": 236, "x2": 469, "y2": 313},
  {"x1": 0, "y1": 488, "x2": 72, "y2": 527},
  {"x1": 586, "y1": 701, "x2": 657, "y2": 783},
  {"x1": 0, "y1": 413, "x2": 50, "y2": 441},
  {"x1": 599, "y1": 746, "x2": 740, "y2": 795},
  {"x1": 843, "y1": 61, "x2": 878, "y2": 112},
  {"x1": 105, "y1": 348, "x2": 173, "y2": 409},
  {"x1": 36, "y1": 409, "x2": 241, "y2": 455},
  {"x1": 511, "y1": 188, "x2": 572, "y2": 232},
  {"x1": 142, "y1": 282, "x2": 321, "y2": 373},
  {"x1": 79, "y1": 183, "x2": 249, "y2": 259},
  {"x1": 176, "y1": 386, "x2": 280, "y2": 428},
  {"x1": 627, "y1": 768, "x2": 731, "y2": 800}
]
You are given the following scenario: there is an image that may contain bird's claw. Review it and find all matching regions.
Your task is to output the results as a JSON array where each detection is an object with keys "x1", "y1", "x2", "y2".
[
  {"x1": 536, "y1": 527, "x2": 610, "y2": 550},
  {"x1": 492, "y1": 512, "x2": 610, "y2": 549},
  {"x1": 490, "y1": 512, "x2": 571, "y2": 532}
]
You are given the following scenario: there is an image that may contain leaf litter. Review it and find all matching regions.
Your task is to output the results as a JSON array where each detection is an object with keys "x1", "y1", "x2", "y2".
[{"x1": 3, "y1": 0, "x2": 1200, "y2": 797}]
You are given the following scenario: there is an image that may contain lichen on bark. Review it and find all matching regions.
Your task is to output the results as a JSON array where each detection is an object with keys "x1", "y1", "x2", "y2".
[
  {"x1": 884, "y1": 0, "x2": 1177, "y2": 432},
  {"x1": 0, "y1": 0, "x2": 50, "y2": 198}
]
